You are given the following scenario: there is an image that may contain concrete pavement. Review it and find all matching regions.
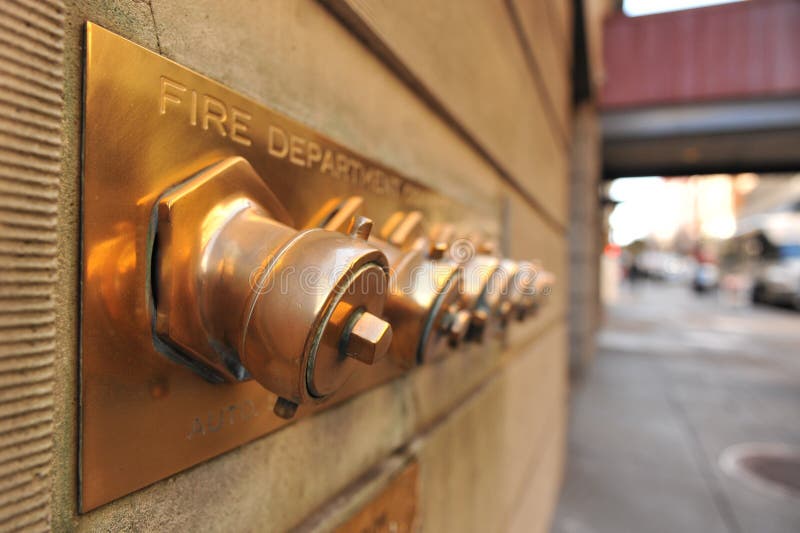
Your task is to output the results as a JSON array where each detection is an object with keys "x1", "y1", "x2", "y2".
[{"x1": 552, "y1": 283, "x2": 800, "y2": 533}]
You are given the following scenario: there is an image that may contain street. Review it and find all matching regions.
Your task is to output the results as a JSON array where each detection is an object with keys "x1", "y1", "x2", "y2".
[{"x1": 553, "y1": 283, "x2": 800, "y2": 533}]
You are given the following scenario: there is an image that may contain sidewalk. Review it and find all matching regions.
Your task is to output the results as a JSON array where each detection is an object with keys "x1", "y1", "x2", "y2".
[{"x1": 552, "y1": 283, "x2": 800, "y2": 533}]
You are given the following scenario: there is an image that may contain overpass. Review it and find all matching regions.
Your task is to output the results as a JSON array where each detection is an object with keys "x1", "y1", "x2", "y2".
[{"x1": 601, "y1": 0, "x2": 800, "y2": 177}]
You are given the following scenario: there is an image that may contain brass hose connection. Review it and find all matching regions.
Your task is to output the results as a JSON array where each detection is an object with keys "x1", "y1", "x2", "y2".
[
  {"x1": 432, "y1": 228, "x2": 505, "y2": 343},
  {"x1": 309, "y1": 197, "x2": 471, "y2": 367},
  {"x1": 152, "y1": 157, "x2": 392, "y2": 419},
  {"x1": 510, "y1": 258, "x2": 555, "y2": 317}
]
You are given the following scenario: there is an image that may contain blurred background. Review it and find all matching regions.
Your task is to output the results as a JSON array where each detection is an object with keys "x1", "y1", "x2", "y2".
[{"x1": 557, "y1": 0, "x2": 800, "y2": 531}]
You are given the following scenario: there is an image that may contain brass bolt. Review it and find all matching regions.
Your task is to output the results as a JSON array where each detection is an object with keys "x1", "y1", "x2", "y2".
[
  {"x1": 468, "y1": 308, "x2": 489, "y2": 343},
  {"x1": 472, "y1": 308, "x2": 488, "y2": 327},
  {"x1": 477, "y1": 241, "x2": 496, "y2": 255},
  {"x1": 428, "y1": 241, "x2": 448, "y2": 260},
  {"x1": 447, "y1": 309, "x2": 471, "y2": 348},
  {"x1": 499, "y1": 300, "x2": 513, "y2": 327},
  {"x1": 344, "y1": 311, "x2": 392, "y2": 365},
  {"x1": 348, "y1": 215, "x2": 373, "y2": 240}
]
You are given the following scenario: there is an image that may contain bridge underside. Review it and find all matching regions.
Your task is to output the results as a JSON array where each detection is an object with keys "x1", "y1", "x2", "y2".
[
  {"x1": 603, "y1": 97, "x2": 800, "y2": 178},
  {"x1": 601, "y1": 0, "x2": 800, "y2": 178}
]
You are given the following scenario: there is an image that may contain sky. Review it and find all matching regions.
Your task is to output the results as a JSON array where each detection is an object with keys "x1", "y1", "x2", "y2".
[
  {"x1": 623, "y1": 0, "x2": 746, "y2": 16},
  {"x1": 607, "y1": 176, "x2": 737, "y2": 247},
  {"x1": 608, "y1": 177, "x2": 680, "y2": 247}
]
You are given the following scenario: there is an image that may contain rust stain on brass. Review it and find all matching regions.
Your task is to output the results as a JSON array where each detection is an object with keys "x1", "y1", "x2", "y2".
[
  {"x1": 81, "y1": 24, "x2": 495, "y2": 511},
  {"x1": 335, "y1": 462, "x2": 419, "y2": 533}
]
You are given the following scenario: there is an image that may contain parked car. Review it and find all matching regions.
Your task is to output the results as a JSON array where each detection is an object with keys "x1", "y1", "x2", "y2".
[
  {"x1": 692, "y1": 262, "x2": 719, "y2": 293},
  {"x1": 750, "y1": 244, "x2": 800, "y2": 309},
  {"x1": 720, "y1": 213, "x2": 800, "y2": 309}
]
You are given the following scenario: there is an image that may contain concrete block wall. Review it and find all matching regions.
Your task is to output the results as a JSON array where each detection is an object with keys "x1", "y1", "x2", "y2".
[{"x1": 0, "y1": 0, "x2": 576, "y2": 530}]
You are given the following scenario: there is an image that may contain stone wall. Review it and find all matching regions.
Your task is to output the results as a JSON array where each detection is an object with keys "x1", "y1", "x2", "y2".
[{"x1": 569, "y1": 102, "x2": 602, "y2": 376}]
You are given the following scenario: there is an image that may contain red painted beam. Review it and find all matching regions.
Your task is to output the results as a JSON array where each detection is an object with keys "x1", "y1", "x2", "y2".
[{"x1": 601, "y1": 0, "x2": 800, "y2": 109}]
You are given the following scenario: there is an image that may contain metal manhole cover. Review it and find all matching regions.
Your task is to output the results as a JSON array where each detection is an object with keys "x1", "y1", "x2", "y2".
[{"x1": 719, "y1": 442, "x2": 800, "y2": 499}]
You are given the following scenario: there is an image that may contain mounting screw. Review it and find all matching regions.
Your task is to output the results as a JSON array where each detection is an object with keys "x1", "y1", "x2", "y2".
[{"x1": 274, "y1": 397, "x2": 299, "y2": 419}]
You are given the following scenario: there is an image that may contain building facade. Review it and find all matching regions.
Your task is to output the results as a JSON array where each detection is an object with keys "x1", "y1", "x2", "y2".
[{"x1": 0, "y1": 1, "x2": 587, "y2": 530}]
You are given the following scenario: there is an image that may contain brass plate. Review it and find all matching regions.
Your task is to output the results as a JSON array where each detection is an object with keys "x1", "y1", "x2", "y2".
[
  {"x1": 81, "y1": 24, "x2": 493, "y2": 511},
  {"x1": 334, "y1": 462, "x2": 419, "y2": 533}
]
